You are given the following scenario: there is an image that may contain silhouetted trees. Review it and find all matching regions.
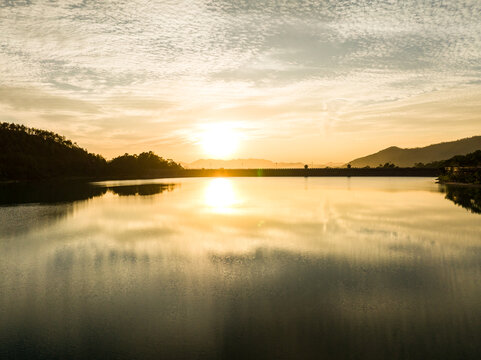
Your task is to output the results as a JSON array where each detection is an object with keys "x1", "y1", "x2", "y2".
[
  {"x1": 0, "y1": 122, "x2": 106, "y2": 180},
  {"x1": 108, "y1": 152, "x2": 182, "y2": 177},
  {"x1": 434, "y1": 150, "x2": 481, "y2": 184},
  {"x1": 442, "y1": 150, "x2": 481, "y2": 167},
  {"x1": 0, "y1": 122, "x2": 183, "y2": 180},
  {"x1": 377, "y1": 162, "x2": 397, "y2": 168},
  {"x1": 439, "y1": 168, "x2": 481, "y2": 184},
  {"x1": 413, "y1": 150, "x2": 481, "y2": 169}
]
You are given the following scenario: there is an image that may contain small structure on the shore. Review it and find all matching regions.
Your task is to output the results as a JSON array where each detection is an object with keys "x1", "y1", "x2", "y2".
[{"x1": 442, "y1": 166, "x2": 481, "y2": 184}]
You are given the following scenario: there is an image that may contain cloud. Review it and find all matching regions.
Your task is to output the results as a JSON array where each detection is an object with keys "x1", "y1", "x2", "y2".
[
  {"x1": 0, "y1": 0, "x2": 480, "y2": 161},
  {"x1": 0, "y1": 86, "x2": 99, "y2": 112}
]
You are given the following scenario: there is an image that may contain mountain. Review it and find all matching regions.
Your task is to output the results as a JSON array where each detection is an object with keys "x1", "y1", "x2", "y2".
[
  {"x1": 183, "y1": 159, "x2": 344, "y2": 169},
  {"x1": 348, "y1": 136, "x2": 481, "y2": 168}
]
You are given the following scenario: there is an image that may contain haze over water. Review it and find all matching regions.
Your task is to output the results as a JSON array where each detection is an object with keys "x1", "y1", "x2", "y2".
[{"x1": 1, "y1": 177, "x2": 480, "y2": 359}]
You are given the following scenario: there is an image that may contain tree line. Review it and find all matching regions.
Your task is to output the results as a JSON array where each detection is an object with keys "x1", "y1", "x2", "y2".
[
  {"x1": 412, "y1": 150, "x2": 481, "y2": 169},
  {"x1": 435, "y1": 150, "x2": 481, "y2": 184},
  {"x1": 0, "y1": 122, "x2": 182, "y2": 180}
]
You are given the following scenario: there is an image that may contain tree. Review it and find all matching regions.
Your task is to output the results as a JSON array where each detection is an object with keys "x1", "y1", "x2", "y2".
[
  {"x1": 0, "y1": 122, "x2": 106, "y2": 179},
  {"x1": 0, "y1": 122, "x2": 183, "y2": 180},
  {"x1": 107, "y1": 151, "x2": 183, "y2": 176},
  {"x1": 378, "y1": 162, "x2": 397, "y2": 168}
]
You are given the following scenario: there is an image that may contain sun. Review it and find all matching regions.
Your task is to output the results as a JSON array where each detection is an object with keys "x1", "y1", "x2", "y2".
[{"x1": 200, "y1": 123, "x2": 240, "y2": 158}]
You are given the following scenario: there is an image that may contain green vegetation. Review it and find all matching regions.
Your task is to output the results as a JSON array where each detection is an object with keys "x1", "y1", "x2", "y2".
[
  {"x1": 0, "y1": 122, "x2": 182, "y2": 180},
  {"x1": 414, "y1": 150, "x2": 481, "y2": 169},
  {"x1": 436, "y1": 150, "x2": 481, "y2": 184},
  {"x1": 439, "y1": 150, "x2": 481, "y2": 167}
]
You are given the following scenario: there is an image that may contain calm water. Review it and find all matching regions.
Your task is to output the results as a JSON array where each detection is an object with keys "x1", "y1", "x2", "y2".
[{"x1": 1, "y1": 177, "x2": 480, "y2": 359}]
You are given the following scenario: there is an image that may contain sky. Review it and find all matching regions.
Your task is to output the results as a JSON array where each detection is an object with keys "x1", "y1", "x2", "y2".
[{"x1": 1, "y1": 0, "x2": 481, "y2": 163}]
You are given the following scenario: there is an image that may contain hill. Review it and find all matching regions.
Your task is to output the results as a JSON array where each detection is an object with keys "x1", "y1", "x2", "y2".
[
  {"x1": 0, "y1": 122, "x2": 106, "y2": 180},
  {"x1": 349, "y1": 136, "x2": 481, "y2": 168},
  {"x1": 0, "y1": 122, "x2": 182, "y2": 180}
]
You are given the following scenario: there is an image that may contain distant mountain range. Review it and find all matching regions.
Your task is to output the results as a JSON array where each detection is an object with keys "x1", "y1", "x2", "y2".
[
  {"x1": 348, "y1": 136, "x2": 481, "y2": 167},
  {"x1": 186, "y1": 136, "x2": 481, "y2": 169},
  {"x1": 183, "y1": 159, "x2": 344, "y2": 169}
]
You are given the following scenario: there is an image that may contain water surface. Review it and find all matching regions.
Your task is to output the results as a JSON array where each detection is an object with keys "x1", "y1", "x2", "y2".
[{"x1": 1, "y1": 177, "x2": 480, "y2": 359}]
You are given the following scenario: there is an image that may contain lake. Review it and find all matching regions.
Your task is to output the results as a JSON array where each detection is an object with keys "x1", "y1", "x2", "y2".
[{"x1": 1, "y1": 177, "x2": 480, "y2": 359}]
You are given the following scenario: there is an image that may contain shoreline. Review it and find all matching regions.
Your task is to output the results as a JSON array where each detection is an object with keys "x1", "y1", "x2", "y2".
[
  {"x1": 441, "y1": 181, "x2": 481, "y2": 188},
  {"x1": 0, "y1": 168, "x2": 441, "y2": 184}
]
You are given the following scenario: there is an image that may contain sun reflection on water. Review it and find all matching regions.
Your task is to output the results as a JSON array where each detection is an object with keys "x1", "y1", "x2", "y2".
[{"x1": 204, "y1": 178, "x2": 239, "y2": 213}]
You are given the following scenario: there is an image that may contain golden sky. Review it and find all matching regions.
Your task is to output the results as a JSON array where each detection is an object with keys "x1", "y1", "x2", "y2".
[{"x1": 1, "y1": 1, "x2": 480, "y2": 163}]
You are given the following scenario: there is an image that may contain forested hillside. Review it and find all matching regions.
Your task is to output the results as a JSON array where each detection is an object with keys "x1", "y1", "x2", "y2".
[
  {"x1": 438, "y1": 150, "x2": 481, "y2": 184},
  {"x1": 0, "y1": 123, "x2": 182, "y2": 180},
  {"x1": 0, "y1": 123, "x2": 106, "y2": 180}
]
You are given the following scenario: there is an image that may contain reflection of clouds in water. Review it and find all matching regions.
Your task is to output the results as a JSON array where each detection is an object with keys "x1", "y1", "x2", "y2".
[
  {"x1": 0, "y1": 203, "x2": 75, "y2": 238},
  {"x1": 3, "y1": 243, "x2": 481, "y2": 359},
  {"x1": 1, "y1": 178, "x2": 481, "y2": 359},
  {"x1": 3, "y1": 178, "x2": 480, "y2": 259}
]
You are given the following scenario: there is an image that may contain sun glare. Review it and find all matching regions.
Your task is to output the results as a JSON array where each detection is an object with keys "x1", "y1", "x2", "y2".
[
  {"x1": 200, "y1": 124, "x2": 240, "y2": 158},
  {"x1": 204, "y1": 178, "x2": 239, "y2": 213}
]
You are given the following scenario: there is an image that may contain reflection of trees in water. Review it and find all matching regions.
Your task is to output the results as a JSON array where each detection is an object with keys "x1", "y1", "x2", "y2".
[
  {"x1": 0, "y1": 182, "x2": 179, "y2": 238},
  {"x1": 443, "y1": 185, "x2": 481, "y2": 214},
  {"x1": 108, "y1": 183, "x2": 176, "y2": 197},
  {"x1": 0, "y1": 182, "x2": 178, "y2": 205},
  {"x1": 0, "y1": 182, "x2": 108, "y2": 205}
]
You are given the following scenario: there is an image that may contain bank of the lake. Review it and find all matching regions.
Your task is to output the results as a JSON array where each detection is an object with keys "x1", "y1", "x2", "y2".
[{"x1": 89, "y1": 167, "x2": 441, "y2": 180}]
